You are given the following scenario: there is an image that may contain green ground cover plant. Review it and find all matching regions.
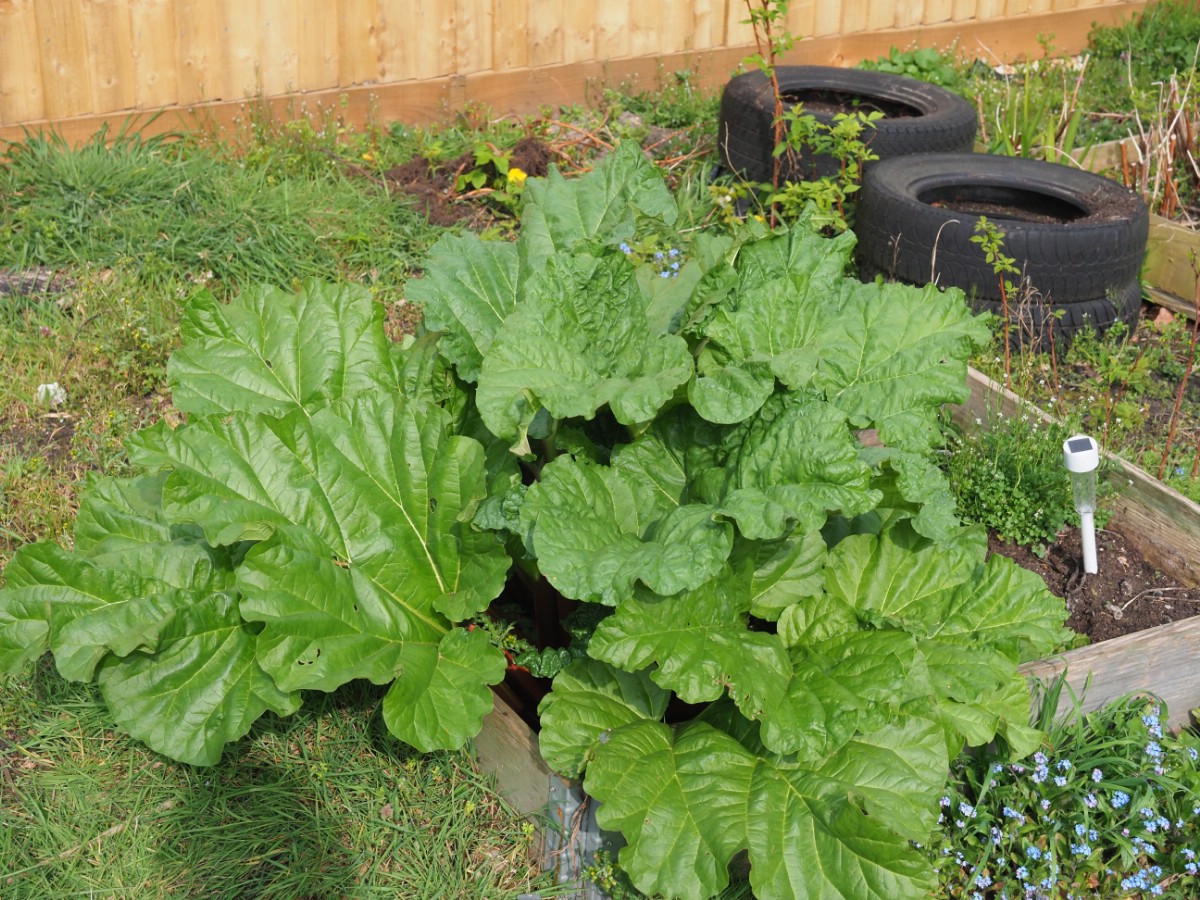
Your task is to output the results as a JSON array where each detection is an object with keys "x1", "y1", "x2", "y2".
[{"x1": 0, "y1": 138, "x2": 1075, "y2": 899}]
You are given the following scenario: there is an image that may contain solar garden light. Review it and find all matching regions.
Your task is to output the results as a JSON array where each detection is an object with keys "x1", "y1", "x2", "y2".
[{"x1": 1062, "y1": 434, "x2": 1100, "y2": 575}]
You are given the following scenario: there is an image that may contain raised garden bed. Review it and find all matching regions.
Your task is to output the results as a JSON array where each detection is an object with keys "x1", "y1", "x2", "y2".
[{"x1": 951, "y1": 366, "x2": 1200, "y2": 730}]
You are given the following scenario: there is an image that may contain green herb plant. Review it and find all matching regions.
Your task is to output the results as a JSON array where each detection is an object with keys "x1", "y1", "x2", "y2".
[
  {"x1": 927, "y1": 678, "x2": 1200, "y2": 898},
  {"x1": 0, "y1": 143, "x2": 1072, "y2": 900},
  {"x1": 943, "y1": 409, "x2": 1104, "y2": 557}
]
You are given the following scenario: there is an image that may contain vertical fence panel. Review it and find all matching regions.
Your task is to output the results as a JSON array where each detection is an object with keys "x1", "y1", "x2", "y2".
[
  {"x1": 527, "y1": 0, "x2": 564, "y2": 67},
  {"x1": 258, "y1": 3, "x2": 300, "y2": 94},
  {"x1": 689, "y1": 0, "x2": 722, "y2": 51},
  {"x1": 175, "y1": 0, "x2": 226, "y2": 104},
  {"x1": 128, "y1": 0, "x2": 179, "y2": 109},
  {"x1": 81, "y1": 0, "x2": 136, "y2": 115},
  {"x1": 0, "y1": 0, "x2": 45, "y2": 123},
  {"x1": 628, "y1": 2, "x2": 662, "y2": 58},
  {"x1": 0, "y1": 0, "x2": 1151, "y2": 130},
  {"x1": 222, "y1": 0, "x2": 264, "y2": 96},
  {"x1": 840, "y1": 2, "x2": 867, "y2": 34},
  {"x1": 457, "y1": 0, "x2": 495, "y2": 75},
  {"x1": 33, "y1": 1, "x2": 93, "y2": 120},
  {"x1": 658, "y1": 1, "x2": 693, "y2": 56},
  {"x1": 952, "y1": 0, "x2": 979, "y2": 21},
  {"x1": 564, "y1": 0, "x2": 596, "y2": 63},
  {"x1": 594, "y1": 0, "x2": 629, "y2": 60},
  {"x1": 294, "y1": 1, "x2": 339, "y2": 93},
  {"x1": 724, "y1": 1, "x2": 756, "y2": 50},
  {"x1": 491, "y1": 0, "x2": 530, "y2": 69},
  {"x1": 338, "y1": 0, "x2": 380, "y2": 86},
  {"x1": 811, "y1": 1, "x2": 842, "y2": 37}
]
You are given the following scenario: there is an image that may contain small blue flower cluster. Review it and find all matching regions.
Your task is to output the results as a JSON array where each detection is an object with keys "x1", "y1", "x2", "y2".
[
  {"x1": 924, "y1": 696, "x2": 1200, "y2": 898},
  {"x1": 617, "y1": 241, "x2": 684, "y2": 278}
]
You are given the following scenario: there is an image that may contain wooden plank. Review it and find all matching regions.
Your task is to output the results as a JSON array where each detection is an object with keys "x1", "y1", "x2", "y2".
[
  {"x1": 563, "y1": 0, "x2": 597, "y2": 63},
  {"x1": 658, "y1": 0, "x2": 693, "y2": 56},
  {"x1": 840, "y1": 1, "x2": 867, "y2": 34},
  {"x1": 628, "y1": 1, "x2": 662, "y2": 59},
  {"x1": 33, "y1": 1, "x2": 93, "y2": 120},
  {"x1": 456, "y1": 0, "x2": 494, "y2": 75},
  {"x1": 690, "y1": 0, "x2": 720, "y2": 52},
  {"x1": 472, "y1": 692, "x2": 552, "y2": 818},
  {"x1": 977, "y1": 0, "x2": 1008, "y2": 19},
  {"x1": 80, "y1": 0, "x2": 136, "y2": 115},
  {"x1": 864, "y1": 0, "x2": 894, "y2": 32},
  {"x1": 952, "y1": 367, "x2": 1200, "y2": 589},
  {"x1": 128, "y1": 0, "x2": 179, "y2": 108},
  {"x1": 224, "y1": 0, "x2": 263, "y2": 96},
  {"x1": 175, "y1": 0, "x2": 227, "y2": 104},
  {"x1": 294, "y1": 0, "x2": 339, "y2": 93},
  {"x1": 724, "y1": 0, "x2": 755, "y2": 49},
  {"x1": 258, "y1": 1, "x2": 300, "y2": 95},
  {"x1": 1019, "y1": 617, "x2": 1200, "y2": 730},
  {"x1": 786, "y1": 0, "x2": 817, "y2": 41},
  {"x1": 811, "y1": 0, "x2": 843, "y2": 37},
  {"x1": 0, "y1": 0, "x2": 47, "y2": 125},
  {"x1": 527, "y1": 0, "x2": 564, "y2": 67},
  {"x1": 338, "y1": 0, "x2": 380, "y2": 87},
  {"x1": 1141, "y1": 214, "x2": 1200, "y2": 316},
  {"x1": 491, "y1": 0, "x2": 531, "y2": 70},
  {"x1": 952, "y1": 0, "x2": 978, "y2": 21}
]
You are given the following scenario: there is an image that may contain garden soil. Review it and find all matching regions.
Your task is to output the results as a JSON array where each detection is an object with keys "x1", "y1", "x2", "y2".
[{"x1": 987, "y1": 528, "x2": 1200, "y2": 643}]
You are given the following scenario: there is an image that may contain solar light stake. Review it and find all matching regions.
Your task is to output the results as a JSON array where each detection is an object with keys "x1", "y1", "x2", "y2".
[{"x1": 1063, "y1": 435, "x2": 1100, "y2": 575}]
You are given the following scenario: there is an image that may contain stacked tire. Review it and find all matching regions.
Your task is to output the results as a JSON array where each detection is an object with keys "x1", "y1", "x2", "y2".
[
  {"x1": 855, "y1": 153, "x2": 1149, "y2": 350},
  {"x1": 717, "y1": 66, "x2": 978, "y2": 184}
]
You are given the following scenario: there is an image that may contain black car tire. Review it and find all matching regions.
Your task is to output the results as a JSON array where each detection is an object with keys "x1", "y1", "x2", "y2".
[{"x1": 718, "y1": 66, "x2": 978, "y2": 184}]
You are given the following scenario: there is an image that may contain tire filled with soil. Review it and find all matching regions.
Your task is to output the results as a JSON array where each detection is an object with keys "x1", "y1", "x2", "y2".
[
  {"x1": 855, "y1": 153, "x2": 1149, "y2": 305},
  {"x1": 718, "y1": 65, "x2": 978, "y2": 184}
]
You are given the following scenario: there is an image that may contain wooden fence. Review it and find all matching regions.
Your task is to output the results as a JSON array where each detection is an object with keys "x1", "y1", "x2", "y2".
[{"x1": 0, "y1": 0, "x2": 1146, "y2": 143}]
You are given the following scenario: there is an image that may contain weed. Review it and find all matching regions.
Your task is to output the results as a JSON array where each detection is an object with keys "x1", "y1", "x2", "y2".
[
  {"x1": 943, "y1": 409, "x2": 1099, "y2": 556},
  {"x1": 860, "y1": 44, "x2": 968, "y2": 92}
]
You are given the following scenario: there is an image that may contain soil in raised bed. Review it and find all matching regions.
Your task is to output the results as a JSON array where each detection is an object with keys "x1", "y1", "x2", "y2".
[{"x1": 987, "y1": 528, "x2": 1200, "y2": 643}]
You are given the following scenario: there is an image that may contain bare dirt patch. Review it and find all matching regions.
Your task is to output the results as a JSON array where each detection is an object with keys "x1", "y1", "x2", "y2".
[{"x1": 988, "y1": 528, "x2": 1200, "y2": 643}]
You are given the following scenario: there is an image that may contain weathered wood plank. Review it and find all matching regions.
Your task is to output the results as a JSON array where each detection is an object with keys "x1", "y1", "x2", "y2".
[
  {"x1": 472, "y1": 691, "x2": 552, "y2": 818},
  {"x1": 1019, "y1": 617, "x2": 1200, "y2": 730},
  {"x1": 1142, "y1": 214, "x2": 1200, "y2": 317}
]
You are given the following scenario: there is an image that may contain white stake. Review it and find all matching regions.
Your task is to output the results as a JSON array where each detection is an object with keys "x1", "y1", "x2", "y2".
[{"x1": 1063, "y1": 435, "x2": 1100, "y2": 576}]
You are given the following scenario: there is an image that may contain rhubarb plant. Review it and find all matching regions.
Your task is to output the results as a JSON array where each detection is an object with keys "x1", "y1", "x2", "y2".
[{"x1": 0, "y1": 143, "x2": 1071, "y2": 899}]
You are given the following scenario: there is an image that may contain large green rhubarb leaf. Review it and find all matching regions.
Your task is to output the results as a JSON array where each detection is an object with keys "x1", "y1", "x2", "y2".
[
  {"x1": 0, "y1": 537, "x2": 301, "y2": 766},
  {"x1": 580, "y1": 714, "x2": 943, "y2": 899},
  {"x1": 405, "y1": 234, "x2": 521, "y2": 382},
  {"x1": 476, "y1": 253, "x2": 693, "y2": 450},
  {"x1": 688, "y1": 227, "x2": 855, "y2": 423},
  {"x1": 587, "y1": 577, "x2": 790, "y2": 717},
  {"x1": 520, "y1": 455, "x2": 732, "y2": 604},
  {"x1": 167, "y1": 279, "x2": 399, "y2": 417},
  {"x1": 814, "y1": 279, "x2": 991, "y2": 451},
  {"x1": 129, "y1": 394, "x2": 510, "y2": 750},
  {"x1": 537, "y1": 658, "x2": 671, "y2": 777},
  {"x1": 519, "y1": 140, "x2": 677, "y2": 265},
  {"x1": 95, "y1": 590, "x2": 301, "y2": 766},
  {"x1": 712, "y1": 394, "x2": 879, "y2": 540}
]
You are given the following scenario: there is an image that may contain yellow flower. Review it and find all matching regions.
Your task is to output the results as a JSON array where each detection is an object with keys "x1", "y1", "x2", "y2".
[
  {"x1": 507, "y1": 167, "x2": 528, "y2": 186},
  {"x1": 361, "y1": 151, "x2": 375, "y2": 162}
]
